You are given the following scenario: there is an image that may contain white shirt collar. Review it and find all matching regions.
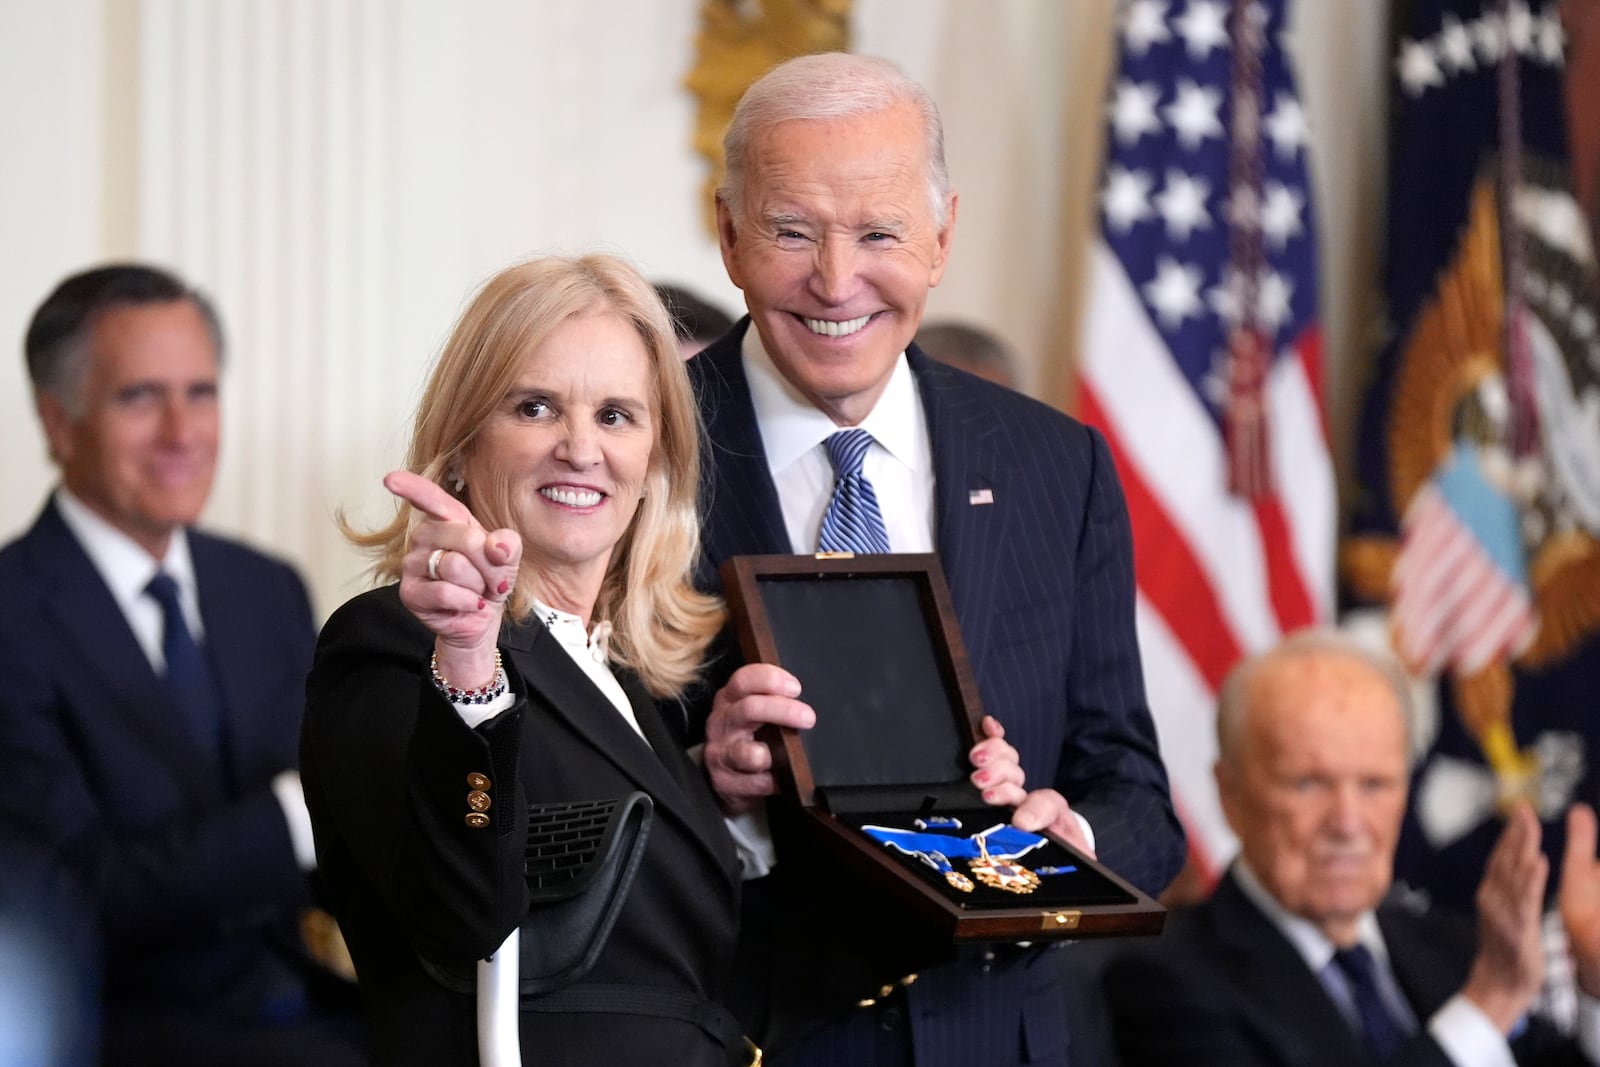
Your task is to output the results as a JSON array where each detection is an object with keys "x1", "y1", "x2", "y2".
[
  {"x1": 1231, "y1": 858, "x2": 1390, "y2": 973},
  {"x1": 740, "y1": 325, "x2": 929, "y2": 480},
  {"x1": 533, "y1": 599, "x2": 612, "y2": 665},
  {"x1": 55, "y1": 486, "x2": 199, "y2": 612}
]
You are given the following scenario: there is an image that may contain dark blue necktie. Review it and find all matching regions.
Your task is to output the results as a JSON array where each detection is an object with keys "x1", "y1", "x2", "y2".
[
  {"x1": 1332, "y1": 944, "x2": 1405, "y2": 1060},
  {"x1": 817, "y1": 429, "x2": 892, "y2": 554},
  {"x1": 145, "y1": 571, "x2": 223, "y2": 756}
]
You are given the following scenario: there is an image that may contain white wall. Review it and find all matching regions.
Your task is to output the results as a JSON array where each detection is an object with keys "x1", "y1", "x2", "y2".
[
  {"x1": 0, "y1": 0, "x2": 1391, "y2": 620},
  {"x1": 1, "y1": 1, "x2": 104, "y2": 529}
]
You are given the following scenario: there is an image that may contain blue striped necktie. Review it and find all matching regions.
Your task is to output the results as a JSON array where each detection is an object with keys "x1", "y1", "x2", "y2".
[
  {"x1": 1331, "y1": 944, "x2": 1405, "y2": 1059},
  {"x1": 817, "y1": 429, "x2": 892, "y2": 554},
  {"x1": 145, "y1": 571, "x2": 223, "y2": 756}
]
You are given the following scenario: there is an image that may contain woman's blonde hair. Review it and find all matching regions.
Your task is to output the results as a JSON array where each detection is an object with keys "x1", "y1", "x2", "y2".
[{"x1": 347, "y1": 254, "x2": 723, "y2": 696}]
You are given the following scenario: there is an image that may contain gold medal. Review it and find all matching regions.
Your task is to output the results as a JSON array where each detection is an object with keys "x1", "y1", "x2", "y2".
[
  {"x1": 968, "y1": 832, "x2": 1041, "y2": 894},
  {"x1": 969, "y1": 856, "x2": 1042, "y2": 894}
]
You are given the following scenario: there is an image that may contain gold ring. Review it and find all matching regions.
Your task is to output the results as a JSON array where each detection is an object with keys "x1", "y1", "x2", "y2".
[{"x1": 426, "y1": 548, "x2": 446, "y2": 581}]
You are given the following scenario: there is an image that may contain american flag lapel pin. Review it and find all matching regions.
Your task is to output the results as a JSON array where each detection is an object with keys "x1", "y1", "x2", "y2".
[{"x1": 968, "y1": 488, "x2": 994, "y2": 506}]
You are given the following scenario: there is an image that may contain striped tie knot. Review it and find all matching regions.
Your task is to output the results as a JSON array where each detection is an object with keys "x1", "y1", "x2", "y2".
[{"x1": 824, "y1": 429, "x2": 875, "y2": 479}]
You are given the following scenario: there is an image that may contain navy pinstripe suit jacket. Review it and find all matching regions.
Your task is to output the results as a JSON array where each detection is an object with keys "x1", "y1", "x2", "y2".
[{"x1": 687, "y1": 322, "x2": 1186, "y2": 1067}]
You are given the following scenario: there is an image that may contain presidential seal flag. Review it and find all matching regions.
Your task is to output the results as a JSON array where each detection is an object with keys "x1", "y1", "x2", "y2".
[
  {"x1": 1076, "y1": 0, "x2": 1336, "y2": 881},
  {"x1": 1342, "y1": 0, "x2": 1600, "y2": 920}
]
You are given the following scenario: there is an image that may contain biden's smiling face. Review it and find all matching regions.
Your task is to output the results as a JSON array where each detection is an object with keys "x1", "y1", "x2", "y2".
[{"x1": 717, "y1": 100, "x2": 956, "y2": 427}]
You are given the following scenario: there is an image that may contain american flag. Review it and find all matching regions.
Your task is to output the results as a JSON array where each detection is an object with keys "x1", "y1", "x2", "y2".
[
  {"x1": 1076, "y1": 0, "x2": 1335, "y2": 879},
  {"x1": 1393, "y1": 480, "x2": 1538, "y2": 677}
]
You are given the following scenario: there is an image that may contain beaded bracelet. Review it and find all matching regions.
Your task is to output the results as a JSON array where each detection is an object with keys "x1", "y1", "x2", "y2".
[{"x1": 430, "y1": 649, "x2": 508, "y2": 705}]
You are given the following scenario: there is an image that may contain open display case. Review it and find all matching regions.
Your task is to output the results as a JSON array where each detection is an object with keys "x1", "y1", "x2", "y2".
[{"x1": 720, "y1": 552, "x2": 1165, "y2": 942}]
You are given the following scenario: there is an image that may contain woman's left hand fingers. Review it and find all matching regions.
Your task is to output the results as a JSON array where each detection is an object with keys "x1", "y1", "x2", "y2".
[{"x1": 970, "y1": 715, "x2": 1027, "y2": 804}]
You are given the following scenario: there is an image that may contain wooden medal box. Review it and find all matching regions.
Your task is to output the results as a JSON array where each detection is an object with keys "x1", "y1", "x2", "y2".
[{"x1": 720, "y1": 552, "x2": 1165, "y2": 943}]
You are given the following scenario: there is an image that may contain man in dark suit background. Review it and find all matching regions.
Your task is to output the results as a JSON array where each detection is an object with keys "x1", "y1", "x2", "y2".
[
  {"x1": 0, "y1": 264, "x2": 364, "y2": 1066},
  {"x1": 1101, "y1": 630, "x2": 1600, "y2": 1066},
  {"x1": 688, "y1": 52, "x2": 1186, "y2": 1066}
]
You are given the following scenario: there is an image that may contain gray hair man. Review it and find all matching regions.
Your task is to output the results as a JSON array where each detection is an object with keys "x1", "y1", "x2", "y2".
[
  {"x1": 1103, "y1": 630, "x2": 1600, "y2": 1066},
  {"x1": 687, "y1": 52, "x2": 1185, "y2": 1067}
]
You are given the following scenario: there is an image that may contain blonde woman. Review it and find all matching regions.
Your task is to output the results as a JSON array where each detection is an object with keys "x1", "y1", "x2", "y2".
[{"x1": 301, "y1": 255, "x2": 748, "y2": 1066}]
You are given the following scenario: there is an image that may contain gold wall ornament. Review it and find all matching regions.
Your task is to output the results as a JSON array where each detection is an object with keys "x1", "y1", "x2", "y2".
[{"x1": 686, "y1": 0, "x2": 852, "y2": 237}]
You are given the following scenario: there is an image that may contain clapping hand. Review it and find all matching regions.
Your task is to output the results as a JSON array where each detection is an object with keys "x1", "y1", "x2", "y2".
[
  {"x1": 1463, "y1": 800, "x2": 1549, "y2": 1033},
  {"x1": 1560, "y1": 802, "x2": 1600, "y2": 999}
]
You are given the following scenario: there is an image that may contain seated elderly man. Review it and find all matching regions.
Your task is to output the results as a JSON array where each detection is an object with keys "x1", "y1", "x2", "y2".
[{"x1": 1102, "y1": 630, "x2": 1600, "y2": 1066}]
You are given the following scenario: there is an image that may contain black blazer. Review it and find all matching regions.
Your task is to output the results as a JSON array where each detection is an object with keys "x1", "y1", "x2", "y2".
[
  {"x1": 302, "y1": 587, "x2": 742, "y2": 1067},
  {"x1": 1102, "y1": 867, "x2": 1590, "y2": 1067},
  {"x1": 687, "y1": 322, "x2": 1187, "y2": 1066},
  {"x1": 0, "y1": 498, "x2": 320, "y2": 1028}
]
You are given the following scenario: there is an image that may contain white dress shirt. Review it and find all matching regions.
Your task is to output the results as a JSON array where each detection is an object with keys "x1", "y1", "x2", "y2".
[
  {"x1": 56, "y1": 486, "x2": 205, "y2": 667},
  {"x1": 727, "y1": 329, "x2": 1095, "y2": 873},
  {"x1": 449, "y1": 601, "x2": 639, "y2": 738},
  {"x1": 741, "y1": 327, "x2": 935, "y2": 553}
]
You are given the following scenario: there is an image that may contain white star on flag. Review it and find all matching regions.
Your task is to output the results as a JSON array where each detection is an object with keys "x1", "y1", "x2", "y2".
[
  {"x1": 1260, "y1": 181, "x2": 1305, "y2": 249},
  {"x1": 1101, "y1": 165, "x2": 1157, "y2": 233},
  {"x1": 1173, "y1": 0, "x2": 1230, "y2": 60},
  {"x1": 1475, "y1": 13, "x2": 1507, "y2": 63},
  {"x1": 1121, "y1": 0, "x2": 1174, "y2": 57},
  {"x1": 1506, "y1": 1, "x2": 1535, "y2": 53},
  {"x1": 1398, "y1": 38, "x2": 1445, "y2": 97},
  {"x1": 1155, "y1": 170, "x2": 1214, "y2": 242},
  {"x1": 1536, "y1": 10, "x2": 1566, "y2": 63},
  {"x1": 1201, "y1": 265, "x2": 1294, "y2": 334},
  {"x1": 1263, "y1": 92, "x2": 1308, "y2": 161},
  {"x1": 1207, "y1": 266, "x2": 1246, "y2": 327},
  {"x1": 1256, "y1": 270, "x2": 1294, "y2": 333},
  {"x1": 1108, "y1": 80, "x2": 1164, "y2": 145},
  {"x1": 1438, "y1": 14, "x2": 1477, "y2": 73},
  {"x1": 1164, "y1": 78, "x2": 1225, "y2": 150},
  {"x1": 1200, "y1": 267, "x2": 1249, "y2": 325},
  {"x1": 1142, "y1": 256, "x2": 1206, "y2": 328}
]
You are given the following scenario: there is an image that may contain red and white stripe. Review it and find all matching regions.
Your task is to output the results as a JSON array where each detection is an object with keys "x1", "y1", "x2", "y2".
[
  {"x1": 1393, "y1": 484, "x2": 1538, "y2": 676},
  {"x1": 1077, "y1": 242, "x2": 1337, "y2": 879}
]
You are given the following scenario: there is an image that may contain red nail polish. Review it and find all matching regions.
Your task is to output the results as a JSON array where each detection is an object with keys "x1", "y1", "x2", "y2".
[
  {"x1": 478, "y1": 598, "x2": 486, "y2": 610},
  {"x1": 498, "y1": 579, "x2": 509, "y2": 594}
]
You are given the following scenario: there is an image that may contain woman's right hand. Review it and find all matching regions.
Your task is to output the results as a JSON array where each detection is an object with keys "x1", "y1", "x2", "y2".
[{"x1": 385, "y1": 470, "x2": 522, "y2": 688}]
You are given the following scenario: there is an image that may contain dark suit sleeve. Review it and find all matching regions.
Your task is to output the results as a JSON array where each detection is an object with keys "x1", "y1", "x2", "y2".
[
  {"x1": 1104, "y1": 939, "x2": 1291, "y2": 1067},
  {"x1": 0, "y1": 668, "x2": 306, "y2": 949},
  {"x1": 300, "y1": 589, "x2": 530, "y2": 963},
  {"x1": 0, "y1": 550, "x2": 312, "y2": 949},
  {"x1": 1055, "y1": 425, "x2": 1186, "y2": 895}
]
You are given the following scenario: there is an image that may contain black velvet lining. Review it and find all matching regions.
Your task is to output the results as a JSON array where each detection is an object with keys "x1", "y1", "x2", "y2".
[{"x1": 758, "y1": 575, "x2": 968, "y2": 790}]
